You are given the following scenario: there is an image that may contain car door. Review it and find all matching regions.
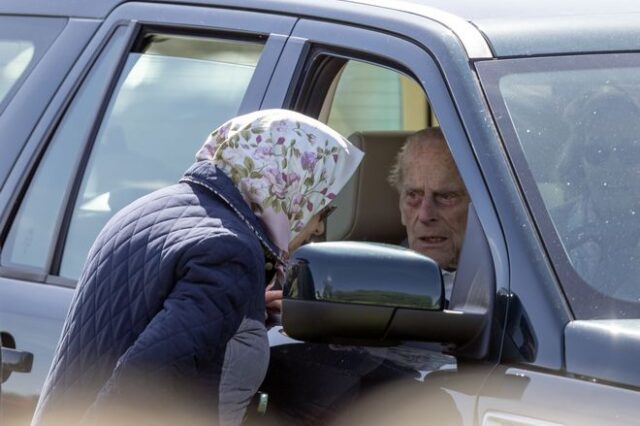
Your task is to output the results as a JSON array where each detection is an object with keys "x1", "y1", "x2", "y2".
[
  {"x1": 0, "y1": 4, "x2": 295, "y2": 424},
  {"x1": 257, "y1": 10, "x2": 509, "y2": 424},
  {"x1": 0, "y1": 13, "x2": 100, "y2": 424}
]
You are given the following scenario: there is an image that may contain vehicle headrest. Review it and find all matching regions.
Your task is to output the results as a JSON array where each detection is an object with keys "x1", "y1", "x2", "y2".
[{"x1": 326, "y1": 130, "x2": 411, "y2": 244}]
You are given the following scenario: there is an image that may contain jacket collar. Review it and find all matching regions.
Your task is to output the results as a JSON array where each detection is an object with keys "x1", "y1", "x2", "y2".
[{"x1": 180, "y1": 161, "x2": 284, "y2": 265}]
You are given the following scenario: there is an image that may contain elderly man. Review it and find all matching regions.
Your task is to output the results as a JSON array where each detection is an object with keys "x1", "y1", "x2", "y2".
[{"x1": 388, "y1": 128, "x2": 469, "y2": 300}]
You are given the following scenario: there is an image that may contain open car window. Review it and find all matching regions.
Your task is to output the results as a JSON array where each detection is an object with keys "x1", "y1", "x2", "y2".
[{"x1": 315, "y1": 59, "x2": 434, "y2": 243}]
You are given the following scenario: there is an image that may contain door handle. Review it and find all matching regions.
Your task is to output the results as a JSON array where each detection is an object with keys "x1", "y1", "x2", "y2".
[{"x1": 2, "y1": 347, "x2": 34, "y2": 374}]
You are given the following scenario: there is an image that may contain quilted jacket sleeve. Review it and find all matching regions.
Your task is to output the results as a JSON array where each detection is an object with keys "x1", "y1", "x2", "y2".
[{"x1": 84, "y1": 232, "x2": 265, "y2": 421}]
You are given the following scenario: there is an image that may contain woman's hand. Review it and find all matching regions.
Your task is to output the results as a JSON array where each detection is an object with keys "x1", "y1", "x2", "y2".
[{"x1": 265, "y1": 282, "x2": 283, "y2": 314}]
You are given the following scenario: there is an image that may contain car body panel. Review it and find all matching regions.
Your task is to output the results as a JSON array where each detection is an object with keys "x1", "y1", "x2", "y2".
[
  {"x1": 565, "y1": 320, "x2": 640, "y2": 388},
  {"x1": 6, "y1": 0, "x2": 640, "y2": 57},
  {"x1": 0, "y1": 279, "x2": 72, "y2": 422},
  {"x1": 478, "y1": 366, "x2": 640, "y2": 426}
]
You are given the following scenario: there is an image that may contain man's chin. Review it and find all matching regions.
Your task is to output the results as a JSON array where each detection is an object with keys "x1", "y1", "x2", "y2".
[
  {"x1": 415, "y1": 249, "x2": 444, "y2": 265},
  {"x1": 412, "y1": 249, "x2": 456, "y2": 271}
]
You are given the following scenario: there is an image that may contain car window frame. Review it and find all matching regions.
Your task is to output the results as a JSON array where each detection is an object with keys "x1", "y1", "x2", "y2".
[
  {"x1": 266, "y1": 17, "x2": 506, "y2": 295},
  {"x1": 266, "y1": 18, "x2": 507, "y2": 292},
  {"x1": 0, "y1": 2, "x2": 297, "y2": 287},
  {"x1": 253, "y1": 19, "x2": 513, "y2": 421},
  {"x1": 264, "y1": 16, "x2": 507, "y2": 361}
]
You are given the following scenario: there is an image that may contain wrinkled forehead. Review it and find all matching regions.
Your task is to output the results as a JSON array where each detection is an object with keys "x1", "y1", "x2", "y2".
[{"x1": 402, "y1": 141, "x2": 465, "y2": 190}]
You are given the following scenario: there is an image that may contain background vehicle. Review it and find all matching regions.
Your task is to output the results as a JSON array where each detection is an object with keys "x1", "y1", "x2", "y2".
[{"x1": 1, "y1": 0, "x2": 639, "y2": 424}]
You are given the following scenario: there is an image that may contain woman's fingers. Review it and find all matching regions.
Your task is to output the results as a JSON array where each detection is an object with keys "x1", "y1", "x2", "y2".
[
  {"x1": 266, "y1": 299, "x2": 282, "y2": 313},
  {"x1": 265, "y1": 289, "x2": 283, "y2": 305},
  {"x1": 266, "y1": 292, "x2": 282, "y2": 314}
]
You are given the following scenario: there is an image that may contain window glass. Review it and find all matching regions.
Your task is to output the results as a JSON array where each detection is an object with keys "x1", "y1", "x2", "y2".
[
  {"x1": 0, "y1": 41, "x2": 34, "y2": 101},
  {"x1": 59, "y1": 33, "x2": 264, "y2": 278},
  {"x1": 2, "y1": 28, "x2": 127, "y2": 270},
  {"x1": 0, "y1": 16, "x2": 65, "y2": 109},
  {"x1": 479, "y1": 54, "x2": 640, "y2": 318}
]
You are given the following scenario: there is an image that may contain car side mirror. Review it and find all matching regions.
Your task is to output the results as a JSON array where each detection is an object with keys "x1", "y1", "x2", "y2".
[
  {"x1": 286, "y1": 241, "x2": 444, "y2": 310},
  {"x1": 282, "y1": 203, "x2": 493, "y2": 351},
  {"x1": 282, "y1": 242, "x2": 485, "y2": 346}
]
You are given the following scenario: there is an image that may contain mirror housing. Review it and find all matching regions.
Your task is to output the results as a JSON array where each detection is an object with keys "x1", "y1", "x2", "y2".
[
  {"x1": 282, "y1": 203, "x2": 494, "y2": 352},
  {"x1": 286, "y1": 242, "x2": 444, "y2": 310},
  {"x1": 282, "y1": 242, "x2": 485, "y2": 346}
]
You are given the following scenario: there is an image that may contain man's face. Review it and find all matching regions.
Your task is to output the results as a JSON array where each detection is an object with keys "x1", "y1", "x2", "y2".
[{"x1": 399, "y1": 139, "x2": 469, "y2": 270}]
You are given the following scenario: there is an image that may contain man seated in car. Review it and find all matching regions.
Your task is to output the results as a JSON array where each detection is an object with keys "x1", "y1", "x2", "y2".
[{"x1": 388, "y1": 128, "x2": 470, "y2": 301}]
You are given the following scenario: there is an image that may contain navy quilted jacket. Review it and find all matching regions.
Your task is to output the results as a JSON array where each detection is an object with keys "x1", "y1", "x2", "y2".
[{"x1": 32, "y1": 161, "x2": 280, "y2": 425}]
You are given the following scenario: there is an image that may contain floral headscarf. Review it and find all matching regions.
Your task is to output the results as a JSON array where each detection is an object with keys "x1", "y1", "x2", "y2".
[{"x1": 196, "y1": 109, "x2": 364, "y2": 254}]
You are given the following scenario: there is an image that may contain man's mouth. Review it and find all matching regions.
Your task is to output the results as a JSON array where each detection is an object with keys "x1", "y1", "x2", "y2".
[{"x1": 418, "y1": 236, "x2": 447, "y2": 245}]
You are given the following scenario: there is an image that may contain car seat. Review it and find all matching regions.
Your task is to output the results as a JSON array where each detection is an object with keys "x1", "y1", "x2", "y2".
[{"x1": 326, "y1": 130, "x2": 411, "y2": 244}]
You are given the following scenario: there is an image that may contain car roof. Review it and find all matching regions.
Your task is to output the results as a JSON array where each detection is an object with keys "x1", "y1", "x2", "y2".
[
  {"x1": 5, "y1": 0, "x2": 640, "y2": 58},
  {"x1": 354, "y1": 0, "x2": 640, "y2": 58},
  {"x1": 394, "y1": 0, "x2": 640, "y2": 21}
]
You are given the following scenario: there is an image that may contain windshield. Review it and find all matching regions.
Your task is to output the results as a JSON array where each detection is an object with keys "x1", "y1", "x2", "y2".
[{"x1": 478, "y1": 54, "x2": 640, "y2": 319}]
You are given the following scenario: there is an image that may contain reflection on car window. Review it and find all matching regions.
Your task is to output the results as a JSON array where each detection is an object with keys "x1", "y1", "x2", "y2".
[
  {"x1": 0, "y1": 41, "x2": 34, "y2": 102},
  {"x1": 59, "y1": 33, "x2": 264, "y2": 279},
  {"x1": 0, "y1": 16, "x2": 66, "y2": 110},
  {"x1": 1, "y1": 27, "x2": 128, "y2": 271},
  {"x1": 490, "y1": 57, "x2": 640, "y2": 314}
]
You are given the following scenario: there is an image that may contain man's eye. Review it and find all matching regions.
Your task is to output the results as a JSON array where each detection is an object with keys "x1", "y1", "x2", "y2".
[
  {"x1": 404, "y1": 190, "x2": 421, "y2": 205},
  {"x1": 437, "y1": 193, "x2": 459, "y2": 203},
  {"x1": 405, "y1": 190, "x2": 419, "y2": 199}
]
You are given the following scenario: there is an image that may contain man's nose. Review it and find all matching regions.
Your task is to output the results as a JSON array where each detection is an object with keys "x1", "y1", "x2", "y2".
[{"x1": 417, "y1": 195, "x2": 438, "y2": 223}]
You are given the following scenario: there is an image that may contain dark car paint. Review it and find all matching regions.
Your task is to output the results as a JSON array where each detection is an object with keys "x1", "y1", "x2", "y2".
[
  {"x1": 0, "y1": 0, "x2": 639, "y2": 424},
  {"x1": 6, "y1": 0, "x2": 640, "y2": 57}
]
